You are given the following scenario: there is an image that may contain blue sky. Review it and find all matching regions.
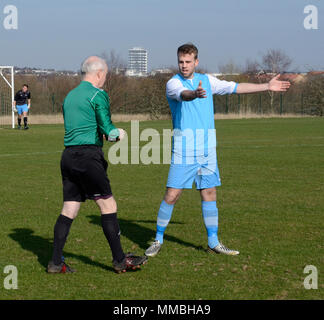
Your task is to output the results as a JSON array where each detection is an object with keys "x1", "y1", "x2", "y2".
[{"x1": 0, "y1": 0, "x2": 323, "y2": 71}]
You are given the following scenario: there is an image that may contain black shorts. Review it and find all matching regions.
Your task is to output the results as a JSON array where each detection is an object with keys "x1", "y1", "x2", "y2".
[{"x1": 61, "y1": 145, "x2": 112, "y2": 202}]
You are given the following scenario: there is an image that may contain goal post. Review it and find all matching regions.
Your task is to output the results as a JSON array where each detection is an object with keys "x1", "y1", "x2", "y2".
[{"x1": 0, "y1": 66, "x2": 15, "y2": 128}]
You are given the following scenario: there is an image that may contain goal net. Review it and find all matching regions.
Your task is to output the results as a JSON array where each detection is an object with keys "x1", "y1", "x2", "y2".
[{"x1": 0, "y1": 66, "x2": 15, "y2": 128}]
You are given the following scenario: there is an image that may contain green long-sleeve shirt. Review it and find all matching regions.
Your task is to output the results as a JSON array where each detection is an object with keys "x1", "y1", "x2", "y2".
[{"x1": 63, "y1": 81, "x2": 118, "y2": 147}]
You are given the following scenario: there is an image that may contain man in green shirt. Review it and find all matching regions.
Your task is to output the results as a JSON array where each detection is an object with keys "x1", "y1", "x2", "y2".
[{"x1": 47, "y1": 56, "x2": 147, "y2": 274}]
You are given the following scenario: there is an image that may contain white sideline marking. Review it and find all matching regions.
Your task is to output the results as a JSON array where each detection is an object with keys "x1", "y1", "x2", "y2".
[
  {"x1": 0, "y1": 143, "x2": 323, "y2": 159},
  {"x1": 0, "y1": 151, "x2": 62, "y2": 158},
  {"x1": 220, "y1": 144, "x2": 324, "y2": 149}
]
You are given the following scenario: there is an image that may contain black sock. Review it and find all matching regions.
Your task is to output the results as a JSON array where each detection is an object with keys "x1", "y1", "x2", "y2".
[
  {"x1": 18, "y1": 118, "x2": 21, "y2": 126},
  {"x1": 101, "y1": 213, "x2": 125, "y2": 263},
  {"x1": 24, "y1": 117, "x2": 28, "y2": 127},
  {"x1": 52, "y1": 214, "x2": 73, "y2": 265}
]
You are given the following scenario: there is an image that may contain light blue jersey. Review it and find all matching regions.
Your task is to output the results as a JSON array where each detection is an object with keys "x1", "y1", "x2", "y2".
[
  {"x1": 167, "y1": 73, "x2": 237, "y2": 158},
  {"x1": 167, "y1": 73, "x2": 215, "y2": 158},
  {"x1": 165, "y1": 72, "x2": 237, "y2": 189}
]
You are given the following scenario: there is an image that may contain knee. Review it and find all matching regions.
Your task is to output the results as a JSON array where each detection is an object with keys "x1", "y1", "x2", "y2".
[
  {"x1": 96, "y1": 197, "x2": 117, "y2": 214},
  {"x1": 164, "y1": 190, "x2": 181, "y2": 205},
  {"x1": 61, "y1": 201, "x2": 80, "y2": 219},
  {"x1": 201, "y1": 188, "x2": 216, "y2": 202},
  {"x1": 109, "y1": 200, "x2": 117, "y2": 213}
]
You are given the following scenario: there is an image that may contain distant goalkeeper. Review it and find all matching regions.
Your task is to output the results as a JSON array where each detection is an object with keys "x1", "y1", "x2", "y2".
[{"x1": 13, "y1": 84, "x2": 31, "y2": 130}]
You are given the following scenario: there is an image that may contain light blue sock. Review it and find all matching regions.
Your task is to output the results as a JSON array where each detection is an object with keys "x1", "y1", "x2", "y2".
[
  {"x1": 155, "y1": 200, "x2": 174, "y2": 244},
  {"x1": 202, "y1": 201, "x2": 219, "y2": 248}
]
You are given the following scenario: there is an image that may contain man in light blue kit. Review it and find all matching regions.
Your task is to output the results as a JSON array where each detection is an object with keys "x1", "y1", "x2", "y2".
[{"x1": 145, "y1": 43, "x2": 291, "y2": 257}]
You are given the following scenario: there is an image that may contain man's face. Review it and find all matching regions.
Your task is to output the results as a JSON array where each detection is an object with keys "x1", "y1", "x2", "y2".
[
  {"x1": 178, "y1": 53, "x2": 199, "y2": 79},
  {"x1": 22, "y1": 86, "x2": 28, "y2": 92},
  {"x1": 97, "y1": 66, "x2": 108, "y2": 88}
]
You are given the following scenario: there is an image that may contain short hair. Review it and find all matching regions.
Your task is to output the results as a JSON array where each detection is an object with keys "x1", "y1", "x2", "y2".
[
  {"x1": 22, "y1": 84, "x2": 28, "y2": 88},
  {"x1": 177, "y1": 43, "x2": 198, "y2": 59},
  {"x1": 80, "y1": 56, "x2": 107, "y2": 76}
]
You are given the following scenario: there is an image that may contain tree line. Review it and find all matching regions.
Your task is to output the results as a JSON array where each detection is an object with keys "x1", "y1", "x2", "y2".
[{"x1": 12, "y1": 49, "x2": 324, "y2": 117}]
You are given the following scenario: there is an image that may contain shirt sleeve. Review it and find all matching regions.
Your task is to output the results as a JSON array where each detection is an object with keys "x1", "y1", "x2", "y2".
[
  {"x1": 27, "y1": 92, "x2": 31, "y2": 99},
  {"x1": 91, "y1": 90, "x2": 118, "y2": 138},
  {"x1": 207, "y1": 74, "x2": 237, "y2": 95},
  {"x1": 166, "y1": 78, "x2": 187, "y2": 101}
]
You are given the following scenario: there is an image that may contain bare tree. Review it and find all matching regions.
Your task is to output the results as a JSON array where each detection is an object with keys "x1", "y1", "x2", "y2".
[
  {"x1": 101, "y1": 50, "x2": 127, "y2": 110},
  {"x1": 218, "y1": 59, "x2": 242, "y2": 74},
  {"x1": 261, "y1": 49, "x2": 293, "y2": 111},
  {"x1": 101, "y1": 49, "x2": 126, "y2": 73},
  {"x1": 262, "y1": 49, "x2": 292, "y2": 74},
  {"x1": 244, "y1": 58, "x2": 261, "y2": 75}
]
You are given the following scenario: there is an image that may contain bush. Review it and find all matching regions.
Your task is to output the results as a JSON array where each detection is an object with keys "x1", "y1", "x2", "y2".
[{"x1": 13, "y1": 72, "x2": 324, "y2": 117}]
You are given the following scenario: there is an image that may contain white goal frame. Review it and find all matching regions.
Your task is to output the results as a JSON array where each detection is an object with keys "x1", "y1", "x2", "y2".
[{"x1": 0, "y1": 66, "x2": 15, "y2": 128}]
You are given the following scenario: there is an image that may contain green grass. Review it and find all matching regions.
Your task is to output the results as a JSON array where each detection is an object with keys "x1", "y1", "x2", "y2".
[{"x1": 0, "y1": 118, "x2": 323, "y2": 300}]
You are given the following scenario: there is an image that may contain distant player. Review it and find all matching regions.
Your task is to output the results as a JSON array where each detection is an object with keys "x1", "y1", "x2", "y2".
[
  {"x1": 47, "y1": 56, "x2": 147, "y2": 274},
  {"x1": 13, "y1": 84, "x2": 31, "y2": 130},
  {"x1": 145, "y1": 43, "x2": 291, "y2": 257}
]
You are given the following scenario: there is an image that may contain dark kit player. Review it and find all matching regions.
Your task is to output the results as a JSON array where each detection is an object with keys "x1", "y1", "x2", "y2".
[
  {"x1": 47, "y1": 56, "x2": 147, "y2": 274},
  {"x1": 13, "y1": 84, "x2": 31, "y2": 129}
]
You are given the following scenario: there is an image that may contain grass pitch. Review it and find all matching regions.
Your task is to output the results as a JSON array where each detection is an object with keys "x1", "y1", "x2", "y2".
[{"x1": 0, "y1": 117, "x2": 323, "y2": 300}]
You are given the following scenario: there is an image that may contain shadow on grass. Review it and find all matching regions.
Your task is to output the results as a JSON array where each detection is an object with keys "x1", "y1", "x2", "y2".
[
  {"x1": 8, "y1": 228, "x2": 114, "y2": 273},
  {"x1": 87, "y1": 215, "x2": 203, "y2": 251},
  {"x1": 9, "y1": 216, "x2": 203, "y2": 273}
]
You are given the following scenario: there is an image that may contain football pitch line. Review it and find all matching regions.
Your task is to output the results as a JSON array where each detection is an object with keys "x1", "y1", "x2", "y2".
[
  {"x1": 220, "y1": 143, "x2": 324, "y2": 149},
  {"x1": 0, "y1": 150, "x2": 62, "y2": 158},
  {"x1": 0, "y1": 143, "x2": 323, "y2": 159}
]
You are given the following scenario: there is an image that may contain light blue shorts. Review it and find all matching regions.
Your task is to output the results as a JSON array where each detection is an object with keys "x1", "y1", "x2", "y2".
[
  {"x1": 16, "y1": 104, "x2": 28, "y2": 115},
  {"x1": 166, "y1": 150, "x2": 221, "y2": 190}
]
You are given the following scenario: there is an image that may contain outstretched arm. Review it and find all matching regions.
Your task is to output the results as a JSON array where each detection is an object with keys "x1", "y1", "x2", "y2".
[
  {"x1": 236, "y1": 74, "x2": 291, "y2": 94},
  {"x1": 181, "y1": 80, "x2": 207, "y2": 101}
]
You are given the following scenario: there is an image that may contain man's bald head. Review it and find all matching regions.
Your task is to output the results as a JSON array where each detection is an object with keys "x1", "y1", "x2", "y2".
[
  {"x1": 81, "y1": 56, "x2": 108, "y2": 88},
  {"x1": 81, "y1": 56, "x2": 108, "y2": 76}
]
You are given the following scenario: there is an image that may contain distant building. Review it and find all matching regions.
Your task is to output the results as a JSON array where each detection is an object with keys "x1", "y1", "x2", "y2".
[
  {"x1": 126, "y1": 47, "x2": 148, "y2": 77},
  {"x1": 150, "y1": 68, "x2": 173, "y2": 76},
  {"x1": 256, "y1": 72, "x2": 307, "y2": 83},
  {"x1": 209, "y1": 73, "x2": 225, "y2": 78},
  {"x1": 13, "y1": 67, "x2": 78, "y2": 76},
  {"x1": 280, "y1": 73, "x2": 305, "y2": 83},
  {"x1": 307, "y1": 71, "x2": 324, "y2": 76},
  {"x1": 114, "y1": 67, "x2": 126, "y2": 75}
]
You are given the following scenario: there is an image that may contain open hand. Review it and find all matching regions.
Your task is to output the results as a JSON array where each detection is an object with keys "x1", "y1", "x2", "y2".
[{"x1": 268, "y1": 74, "x2": 291, "y2": 92}]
